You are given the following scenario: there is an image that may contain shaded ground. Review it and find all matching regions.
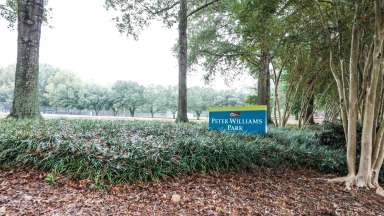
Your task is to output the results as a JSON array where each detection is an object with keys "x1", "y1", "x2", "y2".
[{"x1": 0, "y1": 168, "x2": 383, "y2": 216}]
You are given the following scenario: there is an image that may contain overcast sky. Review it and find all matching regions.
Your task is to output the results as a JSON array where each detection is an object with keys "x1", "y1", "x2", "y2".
[{"x1": 0, "y1": 0, "x2": 255, "y2": 90}]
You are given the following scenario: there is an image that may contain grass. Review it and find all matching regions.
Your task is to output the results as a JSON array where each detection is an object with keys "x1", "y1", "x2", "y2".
[{"x1": 0, "y1": 119, "x2": 346, "y2": 185}]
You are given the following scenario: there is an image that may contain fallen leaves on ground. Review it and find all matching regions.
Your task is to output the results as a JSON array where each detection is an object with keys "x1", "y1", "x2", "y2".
[{"x1": 0, "y1": 168, "x2": 383, "y2": 215}]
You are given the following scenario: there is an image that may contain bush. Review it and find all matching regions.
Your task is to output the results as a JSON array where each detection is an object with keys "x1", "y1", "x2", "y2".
[
  {"x1": 315, "y1": 121, "x2": 384, "y2": 181},
  {"x1": 0, "y1": 119, "x2": 346, "y2": 184},
  {"x1": 316, "y1": 121, "x2": 362, "y2": 151}
]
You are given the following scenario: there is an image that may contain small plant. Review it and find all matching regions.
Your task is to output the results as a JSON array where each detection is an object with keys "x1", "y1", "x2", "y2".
[{"x1": 44, "y1": 173, "x2": 57, "y2": 186}]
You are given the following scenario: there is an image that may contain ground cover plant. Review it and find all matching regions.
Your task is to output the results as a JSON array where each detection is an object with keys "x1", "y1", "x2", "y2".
[{"x1": 0, "y1": 119, "x2": 347, "y2": 186}]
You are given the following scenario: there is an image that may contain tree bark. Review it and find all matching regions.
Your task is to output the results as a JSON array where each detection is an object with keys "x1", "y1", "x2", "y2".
[
  {"x1": 272, "y1": 61, "x2": 283, "y2": 127},
  {"x1": 330, "y1": 51, "x2": 349, "y2": 143},
  {"x1": 356, "y1": 0, "x2": 384, "y2": 187},
  {"x1": 196, "y1": 111, "x2": 201, "y2": 120},
  {"x1": 129, "y1": 107, "x2": 135, "y2": 117},
  {"x1": 258, "y1": 49, "x2": 272, "y2": 123},
  {"x1": 176, "y1": 0, "x2": 189, "y2": 123},
  {"x1": 10, "y1": 0, "x2": 44, "y2": 119},
  {"x1": 150, "y1": 107, "x2": 154, "y2": 118},
  {"x1": 346, "y1": 3, "x2": 361, "y2": 178},
  {"x1": 305, "y1": 96, "x2": 315, "y2": 125},
  {"x1": 281, "y1": 70, "x2": 302, "y2": 127},
  {"x1": 372, "y1": 125, "x2": 384, "y2": 186},
  {"x1": 112, "y1": 109, "x2": 118, "y2": 116}
]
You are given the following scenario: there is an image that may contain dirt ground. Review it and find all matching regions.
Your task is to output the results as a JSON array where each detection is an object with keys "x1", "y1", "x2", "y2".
[{"x1": 0, "y1": 168, "x2": 383, "y2": 216}]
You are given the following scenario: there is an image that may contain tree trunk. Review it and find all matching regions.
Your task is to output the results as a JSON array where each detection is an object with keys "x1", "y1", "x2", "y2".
[
  {"x1": 346, "y1": 5, "x2": 360, "y2": 178},
  {"x1": 372, "y1": 80, "x2": 384, "y2": 168},
  {"x1": 356, "y1": 0, "x2": 384, "y2": 187},
  {"x1": 305, "y1": 96, "x2": 315, "y2": 125},
  {"x1": 176, "y1": 0, "x2": 189, "y2": 123},
  {"x1": 150, "y1": 107, "x2": 155, "y2": 118},
  {"x1": 9, "y1": 0, "x2": 44, "y2": 119},
  {"x1": 272, "y1": 62, "x2": 283, "y2": 127},
  {"x1": 113, "y1": 109, "x2": 118, "y2": 116},
  {"x1": 196, "y1": 111, "x2": 201, "y2": 120},
  {"x1": 129, "y1": 108, "x2": 135, "y2": 117},
  {"x1": 330, "y1": 51, "x2": 349, "y2": 143},
  {"x1": 258, "y1": 49, "x2": 272, "y2": 123},
  {"x1": 281, "y1": 73, "x2": 302, "y2": 127}
]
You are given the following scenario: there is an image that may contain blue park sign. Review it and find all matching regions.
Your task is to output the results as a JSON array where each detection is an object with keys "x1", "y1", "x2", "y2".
[{"x1": 208, "y1": 105, "x2": 268, "y2": 134}]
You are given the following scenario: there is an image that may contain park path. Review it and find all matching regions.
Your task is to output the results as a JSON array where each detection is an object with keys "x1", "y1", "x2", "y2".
[{"x1": 0, "y1": 168, "x2": 383, "y2": 215}]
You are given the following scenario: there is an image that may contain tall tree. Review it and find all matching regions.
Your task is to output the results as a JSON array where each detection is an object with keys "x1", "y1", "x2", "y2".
[
  {"x1": 327, "y1": 0, "x2": 384, "y2": 196},
  {"x1": 46, "y1": 71, "x2": 84, "y2": 110},
  {"x1": 188, "y1": 0, "x2": 288, "y2": 124},
  {"x1": 9, "y1": 0, "x2": 45, "y2": 119},
  {"x1": 356, "y1": 0, "x2": 384, "y2": 190},
  {"x1": 111, "y1": 81, "x2": 145, "y2": 117},
  {"x1": 82, "y1": 84, "x2": 109, "y2": 116},
  {"x1": 105, "y1": 0, "x2": 221, "y2": 122},
  {"x1": 176, "y1": 0, "x2": 188, "y2": 122}
]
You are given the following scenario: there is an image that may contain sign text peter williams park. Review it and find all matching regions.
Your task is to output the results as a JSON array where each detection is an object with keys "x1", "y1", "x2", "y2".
[{"x1": 208, "y1": 105, "x2": 268, "y2": 134}]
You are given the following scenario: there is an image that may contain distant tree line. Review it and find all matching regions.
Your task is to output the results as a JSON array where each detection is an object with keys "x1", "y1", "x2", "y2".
[{"x1": 0, "y1": 64, "x2": 247, "y2": 119}]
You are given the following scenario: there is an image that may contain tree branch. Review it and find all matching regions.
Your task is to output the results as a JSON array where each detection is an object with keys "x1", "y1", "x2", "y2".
[
  {"x1": 200, "y1": 49, "x2": 247, "y2": 58},
  {"x1": 187, "y1": 0, "x2": 220, "y2": 18},
  {"x1": 144, "y1": 1, "x2": 180, "y2": 16}
]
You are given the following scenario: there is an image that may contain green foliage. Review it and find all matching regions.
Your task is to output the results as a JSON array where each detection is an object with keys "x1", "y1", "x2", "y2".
[
  {"x1": 105, "y1": 0, "x2": 178, "y2": 39},
  {"x1": 159, "y1": 86, "x2": 178, "y2": 116},
  {"x1": 188, "y1": 87, "x2": 215, "y2": 118},
  {"x1": 245, "y1": 95, "x2": 257, "y2": 105},
  {"x1": 0, "y1": 0, "x2": 17, "y2": 28},
  {"x1": 1, "y1": 0, "x2": 51, "y2": 29},
  {"x1": 82, "y1": 84, "x2": 110, "y2": 115},
  {"x1": 44, "y1": 173, "x2": 57, "y2": 186},
  {"x1": 0, "y1": 64, "x2": 61, "y2": 106},
  {"x1": 105, "y1": 0, "x2": 222, "y2": 39},
  {"x1": 316, "y1": 121, "x2": 362, "y2": 151},
  {"x1": 214, "y1": 89, "x2": 247, "y2": 106},
  {"x1": 142, "y1": 85, "x2": 164, "y2": 116},
  {"x1": 38, "y1": 64, "x2": 61, "y2": 106},
  {"x1": 0, "y1": 64, "x2": 249, "y2": 117},
  {"x1": 0, "y1": 65, "x2": 14, "y2": 103},
  {"x1": 0, "y1": 119, "x2": 347, "y2": 185},
  {"x1": 46, "y1": 71, "x2": 84, "y2": 109},
  {"x1": 111, "y1": 81, "x2": 145, "y2": 116},
  {"x1": 188, "y1": 1, "x2": 248, "y2": 81}
]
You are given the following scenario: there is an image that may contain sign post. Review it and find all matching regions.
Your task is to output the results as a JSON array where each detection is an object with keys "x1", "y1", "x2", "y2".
[{"x1": 208, "y1": 105, "x2": 268, "y2": 134}]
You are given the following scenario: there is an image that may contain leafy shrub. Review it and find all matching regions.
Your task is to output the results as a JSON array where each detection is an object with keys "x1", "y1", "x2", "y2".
[
  {"x1": 315, "y1": 121, "x2": 362, "y2": 151},
  {"x1": 0, "y1": 119, "x2": 346, "y2": 185},
  {"x1": 315, "y1": 121, "x2": 384, "y2": 181}
]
